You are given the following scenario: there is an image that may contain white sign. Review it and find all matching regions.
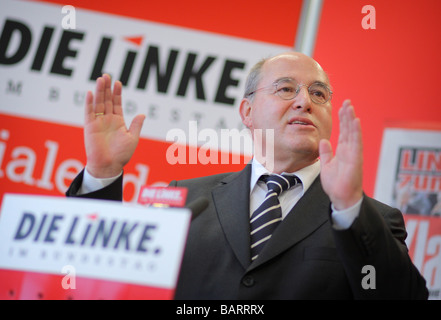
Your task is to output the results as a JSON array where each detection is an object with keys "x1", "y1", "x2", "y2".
[
  {"x1": 0, "y1": 193, "x2": 191, "y2": 289},
  {"x1": 0, "y1": 0, "x2": 290, "y2": 152}
]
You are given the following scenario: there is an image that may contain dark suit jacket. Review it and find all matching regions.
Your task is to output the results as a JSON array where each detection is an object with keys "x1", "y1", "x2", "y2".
[{"x1": 66, "y1": 164, "x2": 428, "y2": 299}]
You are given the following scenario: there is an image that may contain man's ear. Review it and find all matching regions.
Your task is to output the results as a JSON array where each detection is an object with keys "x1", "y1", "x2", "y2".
[{"x1": 239, "y1": 98, "x2": 253, "y2": 129}]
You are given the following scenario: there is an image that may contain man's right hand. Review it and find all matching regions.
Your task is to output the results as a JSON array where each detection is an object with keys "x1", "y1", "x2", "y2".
[{"x1": 84, "y1": 74, "x2": 145, "y2": 178}]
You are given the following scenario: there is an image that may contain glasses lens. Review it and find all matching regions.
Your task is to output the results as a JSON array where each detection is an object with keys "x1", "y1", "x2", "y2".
[
  {"x1": 275, "y1": 79, "x2": 297, "y2": 100},
  {"x1": 309, "y1": 83, "x2": 331, "y2": 104},
  {"x1": 275, "y1": 79, "x2": 331, "y2": 103}
]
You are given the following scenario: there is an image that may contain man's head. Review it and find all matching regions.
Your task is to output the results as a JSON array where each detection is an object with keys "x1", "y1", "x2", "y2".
[{"x1": 240, "y1": 52, "x2": 333, "y2": 172}]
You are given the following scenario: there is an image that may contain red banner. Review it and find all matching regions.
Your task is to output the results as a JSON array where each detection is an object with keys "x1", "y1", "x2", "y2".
[{"x1": 0, "y1": 269, "x2": 173, "y2": 300}]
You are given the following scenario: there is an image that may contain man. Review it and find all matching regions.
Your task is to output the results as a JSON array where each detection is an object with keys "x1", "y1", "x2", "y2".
[{"x1": 66, "y1": 52, "x2": 428, "y2": 299}]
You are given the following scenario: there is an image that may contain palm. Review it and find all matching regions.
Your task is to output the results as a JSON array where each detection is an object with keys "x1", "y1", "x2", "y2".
[
  {"x1": 319, "y1": 100, "x2": 363, "y2": 210},
  {"x1": 84, "y1": 74, "x2": 145, "y2": 178}
]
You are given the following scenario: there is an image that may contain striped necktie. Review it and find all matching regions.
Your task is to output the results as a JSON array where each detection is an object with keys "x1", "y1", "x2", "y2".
[{"x1": 250, "y1": 174, "x2": 300, "y2": 261}]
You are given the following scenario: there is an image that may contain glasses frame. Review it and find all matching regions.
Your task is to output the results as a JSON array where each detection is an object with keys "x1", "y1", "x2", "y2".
[{"x1": 247, "y1": 77, "x2": 333, "y2": 104}]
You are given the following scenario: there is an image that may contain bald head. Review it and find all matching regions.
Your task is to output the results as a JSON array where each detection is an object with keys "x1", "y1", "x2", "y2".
[
  {"x1": 244, "y1": 52, "x2": 330, "y2": 100},
  {"x1": 266, "y1": 52, "x2": 327, "y2": 76}
]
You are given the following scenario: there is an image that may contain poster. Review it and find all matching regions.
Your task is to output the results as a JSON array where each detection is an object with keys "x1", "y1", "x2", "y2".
[{"x1": 375, "y1": 124, "x2": 441, "y2": 299}]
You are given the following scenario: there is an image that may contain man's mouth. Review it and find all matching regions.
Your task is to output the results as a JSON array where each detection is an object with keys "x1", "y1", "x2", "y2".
[
  {"x1": 288, "y1": 117, "x2": 314, "y2": 126},
  {"x1": 290, "y1": 120, "x2": 309, "y2": 125}
]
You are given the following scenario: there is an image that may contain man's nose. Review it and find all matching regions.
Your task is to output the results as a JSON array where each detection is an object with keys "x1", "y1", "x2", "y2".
[{"x1": 292, "y1": 86, "x2": 312, "y2": 111}]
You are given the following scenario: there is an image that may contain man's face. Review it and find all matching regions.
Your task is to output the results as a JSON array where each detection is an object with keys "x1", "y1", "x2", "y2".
[{"x1": 241, "y1": 53, "x2": 333, "y2": 166}]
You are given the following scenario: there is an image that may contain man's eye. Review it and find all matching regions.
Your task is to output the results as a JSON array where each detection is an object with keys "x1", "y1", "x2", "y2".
[
  {"x1": 278, "y1": 86, "x2": 295, "y2": 93},
  {"x1": 311, "y1": 90, "x2": 325, "y2": 97}
]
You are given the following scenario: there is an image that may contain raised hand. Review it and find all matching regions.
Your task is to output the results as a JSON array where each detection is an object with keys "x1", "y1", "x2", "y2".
[
  {"x1": 319, "y1": 100, "x2": 363, "y2": 210},
  {"x1": 84, "y1": 74, "x2": 145, "y2": 178}
]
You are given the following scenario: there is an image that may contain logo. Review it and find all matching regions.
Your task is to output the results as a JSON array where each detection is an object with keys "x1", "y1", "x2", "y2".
[
  {"x1": 0, "y1": 18, "x2": 246, "y2": 106},
  {"x1": 138, "y1": 186, "x2": 188, "y2": 207},
  {"x1": 12, "y1": 211, "x2": 158, "y2": 253}
]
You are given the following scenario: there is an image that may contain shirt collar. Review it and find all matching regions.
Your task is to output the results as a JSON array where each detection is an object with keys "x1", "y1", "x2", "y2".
[{"x1": 250, "y1": 157, "x2": 321, "y2": 195}]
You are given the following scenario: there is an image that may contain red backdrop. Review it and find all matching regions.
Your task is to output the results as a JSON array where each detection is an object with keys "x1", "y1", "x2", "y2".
[{"x1": 31, "y1": 0, "x2": 441, "y2": 197}]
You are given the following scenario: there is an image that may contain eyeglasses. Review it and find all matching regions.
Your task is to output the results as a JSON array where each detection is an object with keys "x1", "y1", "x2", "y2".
[{"x1": 247, "y1": 77, "x2": 333, "y2": 104}]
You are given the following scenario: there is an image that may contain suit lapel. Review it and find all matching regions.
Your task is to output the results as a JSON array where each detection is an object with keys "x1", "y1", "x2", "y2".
[
  {"x1": 212, "y1": 164, "x2": 252, "y2": 269},
  {"x1": 248, "y1": 176, "x2": 331, "y2": 270},
  {"x1": 211, "y1": 169, "x2": 331, "y2": 271}
]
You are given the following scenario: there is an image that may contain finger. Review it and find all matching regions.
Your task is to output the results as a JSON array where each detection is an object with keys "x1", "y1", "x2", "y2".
[
  {"x1": 94, "y1": 76, "x2": 105, "y2": 114},
  {"x1": 342, "y1": 102, "x2": 363, "y2": 159},
  {"x1": 112, "y1": 80, "x2": 123, "y2": 116},
  {"x1": 103, "y1": 74, "x2": 113, "y2": 115},
  {"x1": 342, "y1": 101, "x2": 362, "y2": 147},
  {"x1": 85, "y1": 90, "x2": 94, "y2": 123},
  {"x1": 338, "y1": 101, "x2": 350, "y2": 144},
  {"x1": 319, "y1": 139, "x2": 333, "y2": 166},
  {"x1": 342, "y1": 99, "x2": 352, "y2": 108},
  {"x1": 128, "y1": 114, "x2": 146, "y2": 138},
  {"x1": 340, "y1": 100, "x2": 357, "y2": 139},
  {"x1": 350, "y1": 117, "x2": 363, "y2": 153}
]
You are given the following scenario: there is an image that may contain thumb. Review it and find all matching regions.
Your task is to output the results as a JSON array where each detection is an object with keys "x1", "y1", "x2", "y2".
[
  {"x1": 319, "y1": 139, "x2": 333, "y2": 166},
  {"x1": 129, "y1": 114, "x2": 146, "y2": 138}
]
